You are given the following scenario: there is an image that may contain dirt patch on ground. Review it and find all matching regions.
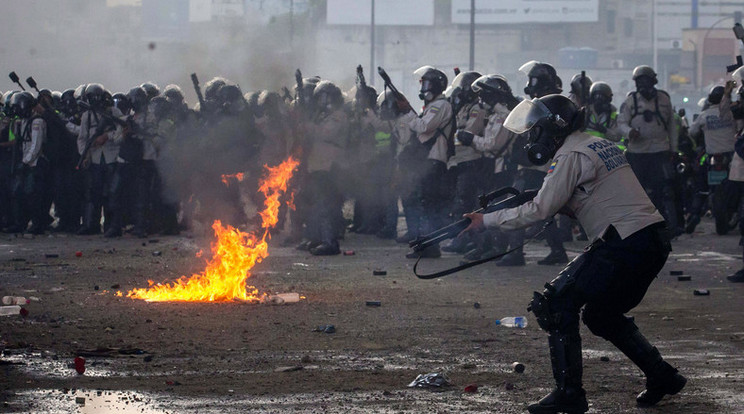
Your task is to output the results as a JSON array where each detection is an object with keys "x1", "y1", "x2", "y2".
[{"x1": 1, "y1": 218, "x2": 743, "y2": 413}]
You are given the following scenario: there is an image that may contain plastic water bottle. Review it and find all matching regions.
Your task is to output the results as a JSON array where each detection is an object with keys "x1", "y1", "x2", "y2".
[
  {"x1": 495, "y1": 316, "x2": 528, "y2": 328},
  {"x1": 0, "y1": 305, "x2": 22, "y2": 316},
  {"x1": 2, "y1": 296, "x2": 29, "y2": 305}
]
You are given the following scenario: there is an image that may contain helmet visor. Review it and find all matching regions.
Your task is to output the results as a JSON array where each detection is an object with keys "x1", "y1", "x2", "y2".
[
  {"x1": 732, "y1": 66, "x2": 744, "y2": 82},
  {"x1": 413, "y1": 65, "x2": 436, "y2": 79},
  {"x1": 503, "y1": 98, "x2": 552, "y2": 135},
  {"x1": 518, "y1": 60, "x2": 540, "y2": 75}
]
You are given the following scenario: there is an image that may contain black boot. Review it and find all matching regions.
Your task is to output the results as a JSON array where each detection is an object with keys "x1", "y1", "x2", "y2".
[
  {"x1": 528, "y1": 333, "x2": 588, "y2": 414},
  {"x1": 538, "y1": 250, "x2": 569, "y2": 266},
  {"x1": 610, "y1": 327, "x2": 686, "y2": 407},
  {"x1": 77, "y1": 204, "x2": 100, "y2": 235}
]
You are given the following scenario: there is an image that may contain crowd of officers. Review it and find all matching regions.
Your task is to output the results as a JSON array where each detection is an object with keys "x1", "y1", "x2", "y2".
[{"x1": 1, "y1": 62, "x2": 744, "y2": 271}]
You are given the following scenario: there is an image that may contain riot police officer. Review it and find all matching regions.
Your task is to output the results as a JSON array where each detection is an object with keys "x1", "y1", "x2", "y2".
[
  {"x1": 399, "y1": 66, "x2": 454, "y2": 259},
  {"x1": 462, "y1": 94, "x2": 686, "y2": 413},
  {"x1": 617, "y1": 65, "x2": 680, "y2": 236},
  {"x1": 584, "y1": 82, "x2": 621, "y2": 141}
]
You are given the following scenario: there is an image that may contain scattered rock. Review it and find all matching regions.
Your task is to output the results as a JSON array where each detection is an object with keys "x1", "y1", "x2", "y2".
[{"x1": 275, "y1": 366, "x2": 303, "y2": 373}]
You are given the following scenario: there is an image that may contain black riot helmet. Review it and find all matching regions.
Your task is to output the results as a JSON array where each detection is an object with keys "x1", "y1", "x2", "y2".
[
  {"x1": 353, "y1": 84, "x2": 378, "y2": 112},
  {"x1": 127, "y1": 87, "x2": 149, "y2": 113},
  {"x1": 707, "y1": 85, "x2": 725, "y2": 105},
  {"x1": 471, "y1": 74, "x2": 515, "y2": 108},
  {"x1": 38, "y1": 89, "x2": 54, "y2": 109},
  {"x1": 74, "y1": 84, "x2": 87, "y2": 103},
  {"x1": 140, "y1": 82, "x2": 160, "y2": 101},
  {"x1": 163, "y1": 84, "x2": 185, "y2": 106},
  {"x1": 258, "y1": 90, "x2": 285, "y2": 119},
  {"x1": 520, "y1": 60, "x2": 562, "y2": 98},
  {"x1": 84, "y1": 83, "x2": 107, "y2": 109},
  {"x1": 414, "y1": 66, "x2": 448, "y2": 102},
  {"x1": 51, "y1": 91, "x2": 62, "y2": 111},
  {"x1": 450, "y1": 71, "x2": 482, "y2": 106},
  {"x1": 148, "y1": 96, "x2": 172, "y2": 119},
  {"x1": 569, "y1": 73, "x2": 593, "y2": 104},
  {"x1": 14, "y1": 91, "x2": 38, "y2": 118},
  {"x1": 217, "y1": 84, "x2": 246, "y2": 115},
  {"x1": 589, "y1": 81, "x2": 613, "y2": 113},
  {"x1": 112, "y1": 93, "x2": 132, "y2": 116},
  {"x1": 204, "y1": 77, "x2": 227, "y2": 103},
  {"x1": 377, "y1": 90, "x2": 403, "y2": 121},
  {"x1": 297, "y1": 76, "x2": 321, "y2": 106},
  {"x1": 61, "y1": 89, "x2": 78, "y2": 115},
  {"x1": 3, "y1": 91, "x2": 17, "y2": 116},
  {"x1": 632, "y1": 65, "x2": 658, "y2": 100},
  {"x1": 311, "y1": 80, "x2": 344, "y2": 113},
  {"x1": 504, "y1": 94, "x2": 583, "y2": 166}
]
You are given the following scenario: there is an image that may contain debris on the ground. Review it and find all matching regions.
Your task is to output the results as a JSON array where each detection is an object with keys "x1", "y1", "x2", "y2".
[
  {"x1": 600, "y1": 356, "x2": 610, "y2": 362},
  {"x1": 373, "y1": 269, "x2": 387, "y2": 275},
  {"x1": 366, "y1": 301, "x2": 381, "y2": 307},
  {"x1": 473, "y1": 302, "x2": 481, "y2": 309},
  {"x1": 152, "y1": 251, "x2": 162, "y2": 257},
  {"x1": 512, "y1": 362, "x2": 525, "y2": 373},
  {"x1": 75, "y1": 251, "x2": 83, "y2": 257},
  {"x1": 670, "y1": 270, "x2": 683, "y2": 276},
  {"x1": 75, "y1": 396, "x2": 85, "y2": 405},
  {"x1": 408, "y1": 372, "x2": 451, "y2": 388},
  {"x1": 464, "y1": 384, "x2": 478, "y2": 393},
  {"x1": 74, "y1": 357, "x2": 85, "y2": 374},
  {"x1": 694, "y1": 289, "x2": 710, "y2": 296},
  {"x1": 678, "y1": 275, "x2": 691, "y2": 281},
  {"x1": 45, "y1": 253, "x2": 59, "y2": 258},
  {"x1": 343, "y1": 250, "x2": 355, "y2": 256},
  {"x1": 275, "y1": 366, "x2": 303, "y2": 373},
  {"x1": 313, "y1": 324, "x2": 336, "y2": 333},
  {"x1": 268, "y1": 292, "x2": 300, "y2": 305}
]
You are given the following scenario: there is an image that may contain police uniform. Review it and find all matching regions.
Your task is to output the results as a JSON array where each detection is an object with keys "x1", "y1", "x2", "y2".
[
  {"x1": 399, "y1": 94, "x2": 453, "y2": 244},
  {"x1": 617, "y1": 89, "x2": 680, "y2": 233},
  {"x1": 484, "y1": 131, "x2": 683, "y2": 412},
  {"x1": 77, "y1": 109, "x2": 121, "y2": 234},
  {"x1": 449, "y1": 102, "x2": 488, "y2": 220},
  {"x1": 304, "y1": 107, "x2": 348, "y2": 253},
  {"x1": 686, "y1": 92, "x2": 737, "y2": 231},
  {"x1": 17, "y1": 115, "x2": 50, "y2": 233},
  {"x1": 585, "y1": 104, "x2": 621, "y2": 142}
]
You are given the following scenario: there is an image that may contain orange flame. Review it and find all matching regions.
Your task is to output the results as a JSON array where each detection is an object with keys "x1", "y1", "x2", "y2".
[
  {"x1": 221, "y1": 172, "x2": 245, "y2": 186},
  {"x1": 126, "y1": 157, "x2": 300, "y2": 302}
]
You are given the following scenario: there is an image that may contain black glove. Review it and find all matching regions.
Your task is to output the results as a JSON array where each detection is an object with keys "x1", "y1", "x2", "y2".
[{"x1": 455, "y1": 129, "x2": 474, "y2": 146}]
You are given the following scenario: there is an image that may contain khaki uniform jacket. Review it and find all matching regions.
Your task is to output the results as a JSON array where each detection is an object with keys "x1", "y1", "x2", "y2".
[
  {"x1": 471, "y1": 104, "x2": 513, "y2": 173},
  {"x1": 484, "y1": 131, "x2": 664, "y2": 242},
  {"x1": 449, "y1": 102, "x2": 487, "y2": 167},
  {"x1": 306, "y1": 108, "x2": 348, "y2": 173},
  {"x1": 617, "y1": 90, "x2": 678, "y2": 153},
  {"x1": 400, "y1": 94, "x2": 453, "y2": 164},
  {"x1": 689, "y1": 94, "x2": 735, "y2": 155},
  {"x1": 77, "y1": 110, "x2": 120, "y2": 165}
]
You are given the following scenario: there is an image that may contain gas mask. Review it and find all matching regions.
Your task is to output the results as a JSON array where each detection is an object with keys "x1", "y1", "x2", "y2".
[
  {"x1": 525, "y1": 124, "x2": 563, "y2": 166},
  {"x1": 419, "y1": 79, "x2": 436, "y2": 102},
  {"x1": 635, "y1": 77, "x2": 657, "y2": 101},
  {"x1": 591, "y1": 94, "x2": 612, "y2": 114}
]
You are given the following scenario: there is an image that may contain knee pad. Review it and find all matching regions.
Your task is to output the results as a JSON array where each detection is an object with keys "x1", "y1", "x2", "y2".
[
  {"x1": 528, "y1": 291, "x2": 557, "y2": 332},
  {"x1": 582, "y1": 309, "x2": 637, "y2": 340}
]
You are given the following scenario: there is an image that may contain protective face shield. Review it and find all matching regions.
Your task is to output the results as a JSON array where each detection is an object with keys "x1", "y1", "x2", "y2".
[
  {"x1": 450, "y1": 71, "x2": 481, "y2": 105},
  {"x1": 471, "y1": 74, "x2": 512, "y2": 107},
  {"x1": 504, "y1": 95, "x2": 579, "y2": 165},
  {"x1": 163, "y1": 84, "x2": 185, "y2": 106},
  {"x1": 444, "y1": 85, "x2": 462, "y2": 108},
  {"x1": 635, "y1": 76, "x2": 657, "y2": 100},
  {"x1": 61, "y1": 89, "x2": 78, "y2": 115},
  {"x1": 204, "y1": 78, "x2": 227, "y2": 103},
  {"x1": 140, "y1": 82, "x2": 160, "y2": 101},
  {"x1": 14, "y1": 92, "x2": 38, "y2": 119},
  {"x1": 112, "y1": 93, "x2": 132, "y2": 116},
  {"x1": 589, "y1": 82, "x2": 613, "y2": 113},
  {"x1": 415, "y1": 66, "x2": 447, "y2": 102},
  {"x1": 127, "y1": 87, "x2": 149, "y2": 113},
  {"x1": 520, "y1": 61, "x2": 561, "y2": 98},
  {"x1": 51, "y1": 91, "x2": 62, "y2": 110},
  {"x1": 74, "y1": 84, "x2": 87, "y2": 103},
  {"x1": 85, "y1": 83, "x2": 106, "y2": 109},
  {"x1": 218, "y1": 85, "x2": 246, "y2": 115}
]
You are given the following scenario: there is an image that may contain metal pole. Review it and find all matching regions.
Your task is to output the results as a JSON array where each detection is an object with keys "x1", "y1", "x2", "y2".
[
  {"x1": 289, "y1": 0, "x2": 294, "y2": 50},
  {"x1": 652, "y1": 0, "x2": 658, "y2": 72},
  {"x1": 370, "y1": 0, "x2": 375, "y2": 84},
  {"x1": 469, "y1": 0, "x2": 475, "y2": 71}
]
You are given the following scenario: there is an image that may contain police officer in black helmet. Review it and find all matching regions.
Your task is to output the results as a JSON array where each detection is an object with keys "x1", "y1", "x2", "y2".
[
  {"x1": 399, "y1": 66, "x2": 454, "y2": 259},
  {"x1": 462, "y1": 94, "x2": 686, "y2": 413}
]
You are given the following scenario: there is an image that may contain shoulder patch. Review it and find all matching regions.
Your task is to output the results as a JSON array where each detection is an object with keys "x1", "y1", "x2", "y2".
[
  {"x1": 547, "y1": 161, "x2": 557, "y2": 174},
  {"x1": 428, "y1": 106, "x2": 440, "y2": 113}
]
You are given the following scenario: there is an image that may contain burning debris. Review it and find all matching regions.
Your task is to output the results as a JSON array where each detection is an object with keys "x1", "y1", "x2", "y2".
[{"x1": 123, "y1": 157, "x2": 299, "y2": 303}]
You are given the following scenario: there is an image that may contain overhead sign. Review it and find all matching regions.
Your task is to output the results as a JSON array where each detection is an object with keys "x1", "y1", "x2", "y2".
[
  {"x1": 327, "y1": 0, "x2": 434, "y2": 26},
  {"x1": 452, "y1": 0, "x2": 598, "y2": 24}
]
